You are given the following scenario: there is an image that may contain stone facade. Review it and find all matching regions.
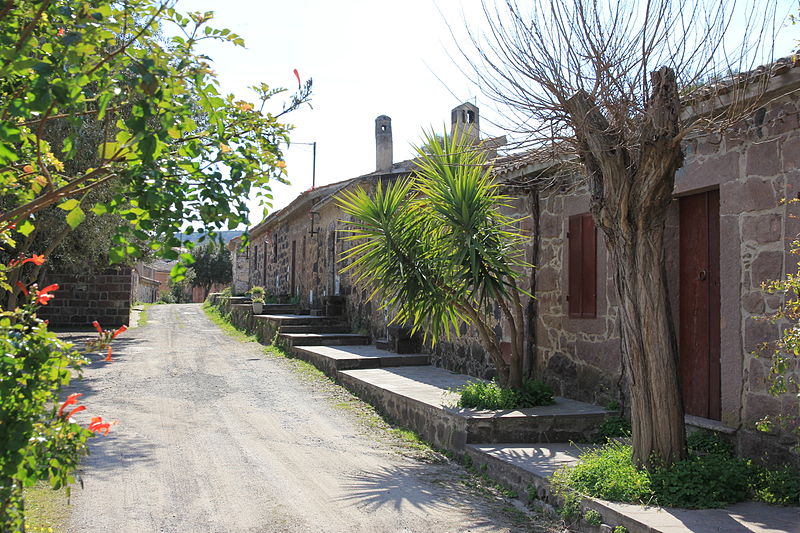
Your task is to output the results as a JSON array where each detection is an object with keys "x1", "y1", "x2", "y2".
[
  {"x1": 227, "y1": 235, "x2": 250, "y2": 296},
  {"x1": 39, "y1": 268, "x2": 132, "y2": 327},
  {"x1": 234, "y1": 92, "x2": 800, "y2": 464}
]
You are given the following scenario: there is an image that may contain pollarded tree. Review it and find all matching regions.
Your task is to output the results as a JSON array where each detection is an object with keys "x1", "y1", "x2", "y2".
[
  {"x1": 457, "y1": 0, "x2": 784, "y2": 468},
  {"x1": 338, "y1": 130, "x2": 531, "y2": 389}
]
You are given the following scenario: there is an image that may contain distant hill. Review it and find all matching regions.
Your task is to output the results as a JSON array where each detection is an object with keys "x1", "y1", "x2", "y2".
[{"x1": 175, "y1": 230, "x2": 243, "y2": 244}]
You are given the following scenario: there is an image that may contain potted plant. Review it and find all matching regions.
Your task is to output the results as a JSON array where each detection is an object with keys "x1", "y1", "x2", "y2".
[{"x1": 249, "y1": 286, "x2": 266, "y2": 314}]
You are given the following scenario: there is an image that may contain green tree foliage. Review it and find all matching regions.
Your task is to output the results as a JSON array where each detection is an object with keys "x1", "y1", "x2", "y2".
[
  {"x1": 190, "y1": 241, "x2": 232, "y2": 299},
  {"x1": 338, "y1": 131, "x2": 531, "y2": 388},
  {"x1": 0, "y1": 0, "x2": 311, "y2": 278},
  {"x1": 0, "y1": 2, "x2": 307, "y2": 528},
  {"x1": 757, "y1": 238, "x2": 800, "y2": 449}
]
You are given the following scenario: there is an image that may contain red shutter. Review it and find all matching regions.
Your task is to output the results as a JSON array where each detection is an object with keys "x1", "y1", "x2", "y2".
[
  {"x1": 568, "y1": 215, "x2": 583, "y2": 317},
  {"x1": 568, "y1": 213, "x2": 597, "y2": 318}
]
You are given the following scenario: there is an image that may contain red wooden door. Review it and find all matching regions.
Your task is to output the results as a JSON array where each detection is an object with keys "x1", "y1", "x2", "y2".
[{"x1": 679, "y1": 190, "x2": 721, "y2": 420}]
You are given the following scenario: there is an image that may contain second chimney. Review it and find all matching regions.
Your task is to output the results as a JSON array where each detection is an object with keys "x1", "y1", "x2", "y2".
[{"x1": 375, "y1": 115, "x2": 393, "y2": 172}]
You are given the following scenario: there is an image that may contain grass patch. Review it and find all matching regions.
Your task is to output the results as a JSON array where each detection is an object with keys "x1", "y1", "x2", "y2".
[
  {"x1": 135, "y1": 303, "x2": 152, "y2": 328},
  {"x1": 555, "y1": 433, "x2": 800, "y2": 509},
  {"x1": 456, "y1": 378, "x2": 554, "y2": 410},
  {"x1": 23, "y1": 482, "x2": 69, "y2": 533}
]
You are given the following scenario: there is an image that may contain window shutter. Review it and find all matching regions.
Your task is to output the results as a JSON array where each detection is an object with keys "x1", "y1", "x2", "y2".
[{"x1": 568, "y1": 213, "x2": 597, "y2": 318}]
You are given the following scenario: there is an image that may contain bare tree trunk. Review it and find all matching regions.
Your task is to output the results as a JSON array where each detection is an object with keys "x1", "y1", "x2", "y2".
[
  {"x1": 524, "y1": 189, "x2": 540, "y2": 380},
  {"x1": 566, "y1": 67, "x2": 687, "y2": 468},
  {"x1": 610, "y1": 218, "x2": 685, "y2": 468}
]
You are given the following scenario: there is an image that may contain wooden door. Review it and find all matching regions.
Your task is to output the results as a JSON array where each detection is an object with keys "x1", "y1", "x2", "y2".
[{"x1": 679, "y1": 189, "x2": 721, "y2": 420}]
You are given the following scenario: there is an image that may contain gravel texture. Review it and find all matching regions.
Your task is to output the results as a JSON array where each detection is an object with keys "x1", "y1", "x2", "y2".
[{"x1": 63, "y1": 303, "x2": 556, "y2": 533}]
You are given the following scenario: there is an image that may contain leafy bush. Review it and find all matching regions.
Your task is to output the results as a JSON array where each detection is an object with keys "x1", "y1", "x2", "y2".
[
  {"x1": 584, "y1": 509, "x2": 602, "y2": 526},
  {"x1": 456, "y1": 378, "x2": 554, "y2": 410},
  {"x1": 517, "y1": 378, "x2": 557, "y2": 407},
  {"x1": 650, "y1": 453, "x2": 752, "y2": 508},
  {"x1": 752, "y1": 466, "x2": 800, "y2": 506},
  {"x1": 686, "y1": 430, "x2": 734, "y2": 456},
  {"x1": 594, "y1": 416, "x2": 632, "y2": 443},
  {"x1": 613, "y1": 527, "x2": 629, "y2": 533},
  {"x1": 556, "y1": 440, "x2": 800, "y2": 509},
  {"x1": 249, "y1": 286, "x2": 266, "y2": 303},
  {"x1": 553, "y1": 441, "x2": 652, "y2": 503}
]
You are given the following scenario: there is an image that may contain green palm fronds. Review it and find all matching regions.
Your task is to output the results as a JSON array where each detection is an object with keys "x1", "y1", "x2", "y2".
[{"x1": 338, "y1": 130, "x2": 531, "y2": 385}]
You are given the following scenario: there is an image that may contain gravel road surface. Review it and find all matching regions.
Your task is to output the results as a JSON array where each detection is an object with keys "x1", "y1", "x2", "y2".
[{"x1": 64, "y1": 303, "x2": 552, "y2": 533}]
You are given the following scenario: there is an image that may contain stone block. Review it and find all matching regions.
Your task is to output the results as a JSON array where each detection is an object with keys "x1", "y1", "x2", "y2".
[
  {"x1": 577, "y1": 338, "x2": 621, "y2": 374},
  {"x1": 741, "y1": 213, "x2": 782, "y2": 244},
  {"x1": 782, "y1": 136, "x2": 800, "y2": 172},
  {"x1": 721, "y1": 177, "x2": 778, "y2": 214},
  {"x1": 750, "y1": 250, "x2": 784, "y2": 287},
  {"x1": 744, "y1": 317, "x2": 778, "y2": 352},
  {"x1": 741, "y1": 291, "x2": 766, "y2": 314},
  {"x1": 536, "y1": 267, "x2": 559, "y2": 292},
  {"x1": 675, "y1": 151, "x2": 739, "y2": 195},
  {"x1": 743, "y1": 393, "x2": 783, "y2": 425},
  {"x1": 746, "y1": 139, "x2": 780, "y2": 177}
]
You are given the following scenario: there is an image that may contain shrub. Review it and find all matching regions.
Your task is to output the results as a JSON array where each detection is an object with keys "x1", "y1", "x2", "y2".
[
  {"x1": 613, "y1": 527, "x2": 629, "y2": 533},
  {"x1": 752, "y1": 466, "x2": 800, "y2": 506},
  {"x1": 456, "y1": 378, "x2": 554, "y2": 410},
  {"x1": 650, "y1": 453, "x2": 752, "y2": 508},
  {"x1": 517, "y1": 378, "x2": 556, "y2": 407},
  {"x1": 553, "y1": 442, "x2": 652, "y2": 503},
  {"x1": 458, "y1": 380, "x2": 519, "y2": 409},
  {"x1": 584, "y1": 509, "x2": 602, "y2": 526},
  {"x1": 686, "y1": 430, "x2": 733, "y2": 457},
  {"x1": 249, "y1": 286, "x2": 266, "y2": 303},
  {"x1": 593, "y1": 416, "x2": 632, "y2": 443}
]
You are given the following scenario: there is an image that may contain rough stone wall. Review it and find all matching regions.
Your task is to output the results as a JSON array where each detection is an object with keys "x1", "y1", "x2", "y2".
[
  {"x1": 675, "y1": 91, "x2": 800, "y2": 462},
  {"x1": 38, "y1": 268, "x2": 132, "y2": 327},
  {"x1": 229, "y1": 238, "x2": 250, "y2": 296},
  {"x1": 131, "y1": 264, "x2": 159, "y2": 304},
  {"x1": 532, "y1": 189, "x2": 623, "y2": 406}
]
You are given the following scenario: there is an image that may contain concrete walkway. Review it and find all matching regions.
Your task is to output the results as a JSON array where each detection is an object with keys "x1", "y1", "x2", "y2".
[
  {"x1": 283, "y1": 342, "x2": 800, "y2": 532},
  {"x1": 469, "y1": 444, "x2": 800, "y2": 533}
]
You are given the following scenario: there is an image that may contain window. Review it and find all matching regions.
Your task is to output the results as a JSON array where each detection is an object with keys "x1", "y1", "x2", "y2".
[
  {"x1": 568, "y1": 213, "x2": 597, "y2": 318},
  {"x1": 272, "y1": 237, "x2": 278, "y2": 263},
  {"x1": 253, "y1": 245, "x2": 258, "y2": 270}
]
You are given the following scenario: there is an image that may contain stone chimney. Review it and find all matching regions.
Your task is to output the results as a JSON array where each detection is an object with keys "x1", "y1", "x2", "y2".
[
  {"x1": 450, "y1": 102, "x2": 479, "y2": 144},
  {"x1": 375, "y1": 115, "x2": 393, "y2": 172}
]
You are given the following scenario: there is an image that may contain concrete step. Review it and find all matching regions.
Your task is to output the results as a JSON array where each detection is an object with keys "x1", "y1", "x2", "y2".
[
  {"x1": 260, "y1": 304, "x2": 302, "y2": 314},
  {"x1": 464, "y1": 444, "x2": 800, "y2": 533},
  {"x1": 291, "y1": 345, "x2": 431, "y2": 377},
  {"x1": 337, "y1": 366, "x2": 614, "y2": 451},
  {"x1": 255, "y1": 314, "x2": 343, "y2": 326},
  {"x1": 278, "y1": 324, "x2": 351, "y2": 334},
  {"x1": 277, "y1": 332, "x2": 370, "y2": 347}
]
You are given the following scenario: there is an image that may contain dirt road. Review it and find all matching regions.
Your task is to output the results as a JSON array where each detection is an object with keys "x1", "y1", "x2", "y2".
[{"x1": 64, "y1": 304, "x2": 552, "y2": 533}]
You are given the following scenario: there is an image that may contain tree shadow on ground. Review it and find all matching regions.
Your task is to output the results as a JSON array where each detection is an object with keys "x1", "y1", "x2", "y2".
[{"x1": 337, "y1": 463, "x2": 534, "y2": 531}]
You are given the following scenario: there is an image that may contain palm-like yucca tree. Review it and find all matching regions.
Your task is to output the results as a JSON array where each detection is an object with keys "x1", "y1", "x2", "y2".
[{"x1": 338, "y1": 130, "x2": 531, "y2": 389}]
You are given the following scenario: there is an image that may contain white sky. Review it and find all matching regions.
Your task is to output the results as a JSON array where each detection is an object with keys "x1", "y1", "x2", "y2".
[{"x1": 176, "y1": 0, "x2": 798, "y2": 227}]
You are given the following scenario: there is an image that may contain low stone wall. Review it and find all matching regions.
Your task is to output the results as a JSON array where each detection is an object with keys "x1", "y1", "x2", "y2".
[{"x1": 337, "y1": 369, "x2": 470, "y2": 451}]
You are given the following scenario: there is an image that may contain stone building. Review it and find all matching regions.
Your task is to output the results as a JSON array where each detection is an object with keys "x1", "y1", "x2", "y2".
[{"x1": 237, "y1": 71, "x2": 800, "y2": 465}]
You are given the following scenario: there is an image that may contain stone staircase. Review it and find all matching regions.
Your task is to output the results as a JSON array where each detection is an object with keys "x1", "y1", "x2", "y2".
[{"x1": 210, "y1": 293, "x2": 800, "y2": 533}]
